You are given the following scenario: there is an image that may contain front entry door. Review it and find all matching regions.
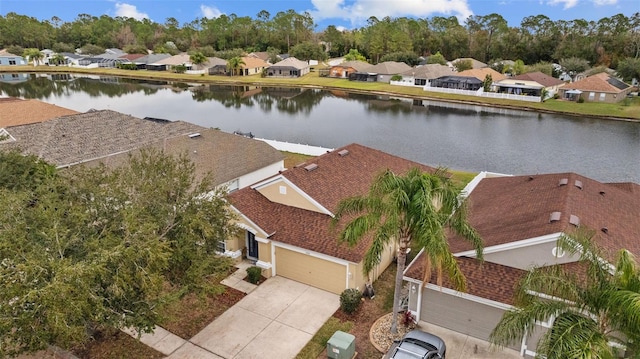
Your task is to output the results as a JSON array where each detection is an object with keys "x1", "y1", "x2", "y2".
[{"x1": 247, "y1": 231, "x2": 258, "y2": 260}]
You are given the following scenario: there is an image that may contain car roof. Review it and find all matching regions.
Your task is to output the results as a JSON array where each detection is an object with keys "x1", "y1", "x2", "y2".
[{"x1": 403, "y1": 330, "x2": 446, "y2": 352}]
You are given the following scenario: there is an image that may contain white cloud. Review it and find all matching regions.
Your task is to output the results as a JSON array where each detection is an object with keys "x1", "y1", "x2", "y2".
[
  {"x1": 200, "y1": 4, "x2": 223, "y2": 19},
  {"x1": 114, "y1": 2, "x2": 149, "y2": 20},
  {"x1": 309, "y1": 0, "x2": 474, "y2": 27},
  {"x1": 592, "y1": 0, "x2": 617, "y2": 5},
  {"x1": 546, "y1": 0, "x2": 579, "y2": 9}
]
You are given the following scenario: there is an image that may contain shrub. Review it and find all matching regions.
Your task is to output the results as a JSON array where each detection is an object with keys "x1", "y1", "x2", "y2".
[
  {"x1": 246, "y1": 266, "x2": 262, "y2": 284},
  {"x1": 577, "y1": 96, "x2": 585, "y2": 103},
  {"x1": 390, "y1": 74, "x2": 403, "y2": 81},
  {"x1": 401, "y1": 310, "x2": 416, "y2": 328},
  {"x1": 340, "y1": 288, "x2": 362, "y2": 314},
  {"x1": 173, "y1": 64, "x2": 187, "y2": 73}
]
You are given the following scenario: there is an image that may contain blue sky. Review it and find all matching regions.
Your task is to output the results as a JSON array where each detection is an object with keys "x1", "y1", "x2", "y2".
[{"x1": 1, "y1": 0, "x2": 638, "y2": 30}]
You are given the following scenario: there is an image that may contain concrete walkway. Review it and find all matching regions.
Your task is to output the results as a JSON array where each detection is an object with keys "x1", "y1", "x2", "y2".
[
  {"x1": 124, "y1": 265, "x2": 339, "y2": 359},
  {"x1": 123, "y1": 261, "x2": 261, "y2": 358}
]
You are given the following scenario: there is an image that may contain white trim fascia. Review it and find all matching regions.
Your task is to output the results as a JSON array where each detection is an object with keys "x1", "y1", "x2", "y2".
[
  {"x1": 455, "y1": 232, "x2": 563, "y2": 257},
  {"x1": 250, "y1": 175, "x2": 333, "y2": 216},
  {"x1": 404, "y1": 247, "x2": 425, "y2": 275},
  {"x1": 461, "y1": 171, "x2": 513, "y2": 199},
  {"x1": 251, "y1": 174, "x2": 285, "y2": 189},
  {"x1": 404, "y1": 277, "x2": 514, "y2": 311},
  {"x1": 273, "y1": 241, "x2": 352, "y2": 266},
  {"x1": 254, "y1": 236, "x2": 269, "y2": 244},
  {"x1": 256, "y1": 260, "x2": 272, "y2": 269},
  {"x1": 231, "y1": 205, "x2": 269, "y2": 238}
]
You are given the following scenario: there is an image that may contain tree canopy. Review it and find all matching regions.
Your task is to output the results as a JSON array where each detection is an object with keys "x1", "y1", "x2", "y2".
[{"x1": 0, "y1": 149, "x2": 238, "y2": 356}]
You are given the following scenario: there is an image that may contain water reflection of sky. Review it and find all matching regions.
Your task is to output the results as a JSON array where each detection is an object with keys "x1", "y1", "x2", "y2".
[{"x1": 2, "y1": 76, "x2": 639, "y2": 183}]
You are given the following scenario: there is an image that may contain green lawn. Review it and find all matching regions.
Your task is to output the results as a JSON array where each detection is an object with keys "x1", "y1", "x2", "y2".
[
  {"x1": 3, "y1": 65, "x2": 639, "y2": 121},
  {"x1": 295, "y1": 318, "x2": 354, "y2": 359}
]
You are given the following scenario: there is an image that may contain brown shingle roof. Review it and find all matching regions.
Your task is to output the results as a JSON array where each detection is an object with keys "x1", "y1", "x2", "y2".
[
  {"x1": 0, "y1": 98, "x2": 78, "y2": 127},
  {"x1": 449, "y1": 173, "x2": 640, "y2": 260},
  {"x1": 366, "y1": 61, "x2": 412, "y2": 75},
  {"x1": 334, "y1": 60, "x2": 372, "y2": 72},
  {"x1": 229, "y1": 143, "x2": 436, "y2": 262},
  {"x1": 0, "y1": 110, "x2": 204, "y2": 166},
  {"x1": 402, "y1": 64, "x2": 452, "y2": 79},
  {"x1": 271, "y1": 57, "x2": 309, "y2": 70},
  {"x1": 405, "y1": 254, "x2": 526, "y2": 305},
  {"x1": 560, "y1": 72, "x2": 632, "y2": 93},
  {"x1": 513, "y1": 71, "x2": 565, "y2": 87}
]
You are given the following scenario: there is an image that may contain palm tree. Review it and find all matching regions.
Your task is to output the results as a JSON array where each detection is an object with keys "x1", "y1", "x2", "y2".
[
  {"x1": 489, "y1": 228, "x2": 640, "y2": 358},
  {"x1": 189, "y1": 51, "x2": 207, "y2": 70},
  {"x1": 50, "y1": 54, "x2": 66, "y2": 66},
  {"x1": 23, "y1": 48, "x2": 44, "y2": 66},
  {"x1": 227, "y1": 56, "x2": 246, "y2": 76},
  {"x1": 332, "y1": 167, "x2": 483, "y2": 333}
]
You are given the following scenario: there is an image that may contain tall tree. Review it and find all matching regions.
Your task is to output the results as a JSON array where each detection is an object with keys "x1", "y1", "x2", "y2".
[
  {"x1": 332, "y1": 168, "x2": 483, "y2": 334},
  {"x1": 226, "y1": 56, "x2": 246, "y2": 75},
  {"x1": 0, "y1": 149, "x2": 238, "y2": 356},
  {"x1": 189, "y1": 51, "x2": 208, "y2": 69},
  {"x1": 490, "y1": 229, "x2": 640, "y2": 358}
]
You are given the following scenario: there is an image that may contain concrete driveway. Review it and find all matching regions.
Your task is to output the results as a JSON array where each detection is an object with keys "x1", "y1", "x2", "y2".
[
  {"x1": 417, "y1": 321, "x2": 522, "y2": 359},
  {"x1": 174, "y1": 276, "x2": 339, "y2": 359}
]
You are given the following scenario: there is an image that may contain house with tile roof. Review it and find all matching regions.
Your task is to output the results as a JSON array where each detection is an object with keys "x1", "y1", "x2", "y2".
[
  {"x1": 403, "y1": 171, "x2": 640, "y2": 358},
  {"x1": 265, "y1": 57, "x2": 309, "y2": 78},
  {"x1": 495, "y1": 71, "x2": 566, "y2": 99},
  {"x1": 228, "y1": 143, "x2": 436, "y2": 294},
  {"x1": 0, "y1": 110, "x2": 284, "y2": 193},
  {"x1": 238, "y1": 56, "x2": 270, "y2": 76},
  {"x1": 457, "y1": 68, "x2": 507, "y2": 84},
  {"x1": 0, "y1": 98, "x2": 78, "y2": 128},
  {"x1": 558, "y1": 72, "x2": 633, "y2": 103},
  {"x1": 450, "y1": 58, "x2": 487, "y2": 70}
]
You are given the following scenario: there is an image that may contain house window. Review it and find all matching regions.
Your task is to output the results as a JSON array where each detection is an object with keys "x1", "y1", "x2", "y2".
[
  {"x1": 216, "y1": 240, "x2": 226, "y2": 253},
  {"x1": 9, "y1": 60, "x2": 16, "y2": 65},
  {"x1": 599, "y1": 93, "x2": 606, "y2": 101},
  {"x1": 589, "y1": 92, "x2": 595, "y2": 100},
  {"x1": 415, "y1": 79, "x2": 426, "y2": 86}
]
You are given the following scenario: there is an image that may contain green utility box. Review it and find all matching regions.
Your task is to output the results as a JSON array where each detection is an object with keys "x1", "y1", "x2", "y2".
[{"x1": 327, "y1": 330, "x2": 356, "y2": 359}]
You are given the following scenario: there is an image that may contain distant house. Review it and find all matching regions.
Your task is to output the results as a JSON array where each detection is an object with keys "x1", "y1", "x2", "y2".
[
  {"x1": 0, "y1": 49, "x2": 26, "y2": 66},
  {"x1": 350, "y1": 61, "x2": 412, "y2": 83},
  {"x1": 40, "y1": 49, "x2": 55, "y2": 64},
  {"x1": 429, "y1": 75, "x2": 483, "y2": 91},
  {"x1": 0, "y1": 73, "x2": 29, "y2": 83},
  {"x1": 326, "y1": 60, "x2": 371, "y2": 79},
  {"x1": 239, "y1": 56, "x2": 270, "y2": 76},
  {"x1": 77, "y1": 52, "x2": 127, "y2": 68},
  {"x1": 394, "y1": 64, "x2": 452, "y2": 87},
  {"x1": 266, "y1": 57, "x2": 309, "y2": 78},
  {"x1": 495, "y1": 71, "x2": 566, "y2": 99},
  {"x1": 60, "y1": 52, "x2": 84, "y2": 66},
  {"x1": 206, "y1": 57, "x2": 231, "y2": 75},
  {"x1": 247, "y1": 51, "x2": 276, "y2": 64},
  {"x1": 450, "y1": 57, "x2": 487, "y2": 70},
  {"x1": 133, "y1": 53, "x2": 171, "y2": 70},
  {"x1": 152, "y1": 53, "x2": 192, "y2": 72},
  {"x1": 558, "y1": 72, "x2": 633, "y2": 103}
]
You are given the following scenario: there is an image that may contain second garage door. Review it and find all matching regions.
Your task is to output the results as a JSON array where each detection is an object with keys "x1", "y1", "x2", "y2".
[{"x1": 275, "y1": 246, "x2": 347, "y2": 294}]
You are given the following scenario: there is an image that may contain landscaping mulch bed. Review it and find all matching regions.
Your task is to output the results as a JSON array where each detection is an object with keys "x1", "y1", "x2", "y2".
[
  {"x1": 160, "y1": 285, "x2": 246, "y2": 339},
  {"x1": 72, "y1": 328, "x2": 164, "y2": 359},
  {"x1": 243, "y1": 275, "x2": 268, "y2": 285}
]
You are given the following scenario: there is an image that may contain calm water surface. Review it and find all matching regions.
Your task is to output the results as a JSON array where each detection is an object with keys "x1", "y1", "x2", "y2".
[{"x1": 2, "y1": 74, "x2": 639, "y2": 183}]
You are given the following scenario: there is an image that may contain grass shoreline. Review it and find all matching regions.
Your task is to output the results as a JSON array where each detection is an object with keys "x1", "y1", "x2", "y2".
[{"x1": 2, "y1": 65, "x2": 639, "y2": 122}]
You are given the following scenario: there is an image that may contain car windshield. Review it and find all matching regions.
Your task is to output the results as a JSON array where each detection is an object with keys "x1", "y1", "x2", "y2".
[{"x1": 394, "y1": 338, "x2": 438, "y2": 359}]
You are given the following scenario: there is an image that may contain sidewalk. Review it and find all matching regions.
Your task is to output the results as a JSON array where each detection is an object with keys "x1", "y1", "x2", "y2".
[{"x1": 123, "y1": 261, "x2": 258, "y2": 358}]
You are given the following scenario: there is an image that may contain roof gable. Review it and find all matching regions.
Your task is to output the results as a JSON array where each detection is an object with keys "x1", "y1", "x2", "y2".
[
  {"x1": 457, "y1": 68, "x2": 506, "y2": 82},
  {"x1": 333, "y1": 60, "x2": 372, "y2": 72},
  {"x1": 366, "y1": 61, "x2": 412, "y2": 75},
  {"x1": 402, "y1": 64, "x2": 452, "y2": 79},
  {"x1": 0, "y1": 98, "x2": 78, "y2": 127},
  {"x1": 271, "y1": 57, "x2": 309, "y2": 69},
  {"x1": 241, "y1": 56, "x2": 269, "y2": 69}
]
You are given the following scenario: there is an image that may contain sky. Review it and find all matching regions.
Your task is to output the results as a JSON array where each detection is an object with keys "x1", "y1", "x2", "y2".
[{"x1": 1, "y1": 0, "x2": 638, "y2": 30}]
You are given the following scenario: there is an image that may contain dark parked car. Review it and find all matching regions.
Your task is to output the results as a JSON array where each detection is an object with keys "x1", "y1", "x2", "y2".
[{"x1": 383, "y1": 329, "x2": 446, "y2": 359}]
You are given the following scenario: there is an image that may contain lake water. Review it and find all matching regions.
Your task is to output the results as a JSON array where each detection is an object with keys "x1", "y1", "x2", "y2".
[{"x1": 2, "y1": 74, "x2": 639, "y2": 183}]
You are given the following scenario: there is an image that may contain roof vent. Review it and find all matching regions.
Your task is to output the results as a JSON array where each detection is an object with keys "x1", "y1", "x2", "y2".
[
  {"x1": 558, "y1": 178, "x2": 568, "y2": 186},
  {"x1": 188, "y1": 133, "x2": 201, "y2": 138},
  {"x1": 304, "y1": 163, "x2": 318, "y2": 172},
  {"x1": 549, "y1": 211, "x2": 561, "y2": 222},
  {"x1": 338, "y1": 149, "x2": 350, "y2": 157},
  {"x1": 601, "y1": 227, "x2": 608, "y2": 234},
  {"x1": 599, "y1": 190, "x2": 605, "y2": 196},
  {"x1": 574, "y1": 180, "x2": 583, "y2": 189},
  {"x1": 528, "y1": 176, "x2": 535, "y2": 181},
  {"x1": 569, "y1": 214, "x2": 580, "y2": 226}
]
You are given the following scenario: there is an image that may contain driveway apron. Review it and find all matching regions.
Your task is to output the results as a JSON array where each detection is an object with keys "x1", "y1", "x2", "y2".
[{"x1": 189, "y1": 276, "x2": 340, "y2": 359}]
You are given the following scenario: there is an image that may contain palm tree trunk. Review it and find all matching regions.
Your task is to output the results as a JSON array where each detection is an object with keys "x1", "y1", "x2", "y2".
[{"x1": 391, "y1": 240, "x2": 408, "y2": 334}]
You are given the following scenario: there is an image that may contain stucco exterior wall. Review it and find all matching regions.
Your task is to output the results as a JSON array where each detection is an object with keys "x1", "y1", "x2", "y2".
[
  {"x1": 484, "y1": 240, "x2": 579, "y2": 270},
  {"x1": 256, "y1": 179, "x2": 325, "y2": 213}
]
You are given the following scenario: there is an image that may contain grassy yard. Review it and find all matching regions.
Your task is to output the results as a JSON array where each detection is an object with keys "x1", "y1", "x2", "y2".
[{"x1": 3, "y1": 65, "x2": 639, "y2": 121}]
